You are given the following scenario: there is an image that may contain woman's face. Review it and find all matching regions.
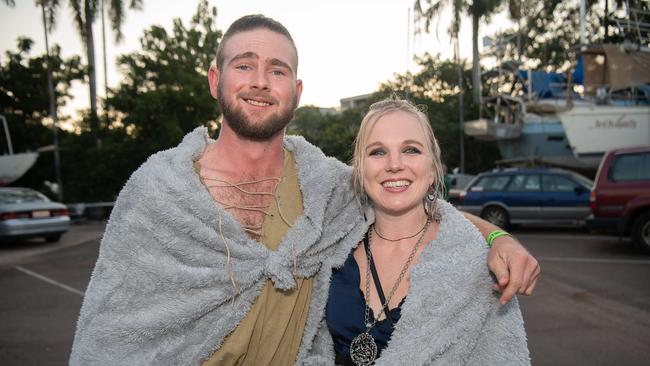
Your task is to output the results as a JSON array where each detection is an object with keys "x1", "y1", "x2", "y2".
[{"x1": 362, "y1": 111, "x2": 435, "y2": 217}]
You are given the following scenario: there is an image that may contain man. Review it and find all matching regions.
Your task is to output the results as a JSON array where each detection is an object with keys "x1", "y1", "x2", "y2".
[{"x1": 71, "y1": 15, "x2": 539, "y2": 365}]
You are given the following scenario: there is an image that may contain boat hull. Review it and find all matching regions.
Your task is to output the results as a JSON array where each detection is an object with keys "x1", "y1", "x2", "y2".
[
  {"x1": 464, "y1": 118, "x2": 522, "y2": 140},
  {"x1": 559, "y1": 105, "x2": 650, "y2": 157},
  {"x1": 494, "y1": 121, "x2": 596, "y2": 170},
  {"x1": 0, "y1": 152, "x2": 39, "y2": 186}
]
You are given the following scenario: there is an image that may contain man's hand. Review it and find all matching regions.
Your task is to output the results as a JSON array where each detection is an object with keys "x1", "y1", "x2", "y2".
[
  {"x1": 462, "y1": 212, "x2": 540, "y2": 304},
  {"x1": 488, "y1": 235, "x2": 540, "y2": 304}
]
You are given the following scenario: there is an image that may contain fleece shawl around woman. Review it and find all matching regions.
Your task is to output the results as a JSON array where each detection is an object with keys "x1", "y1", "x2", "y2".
[
  {"x1": 69, "y1": 127, "x2": 369, "y2": 365},
  {"x1": 305, "y1": 201, "x2": 530, "y2": 365}
]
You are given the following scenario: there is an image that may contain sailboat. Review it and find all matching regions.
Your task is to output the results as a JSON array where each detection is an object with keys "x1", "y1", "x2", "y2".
[
  {"x1": 464, "y1": 61, "x2": 595, "y2": 170},
  {"x1": 464, "y1": 5, "x2": 649, "y2": 172},
  {"x1": 557, "y1": 43, "x2": 650, "y2": 167}
]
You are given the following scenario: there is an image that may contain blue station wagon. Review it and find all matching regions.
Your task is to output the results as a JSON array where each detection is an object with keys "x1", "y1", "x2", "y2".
[{"x1": 458, "y1": 168, "x2": 593, "y2": 228}]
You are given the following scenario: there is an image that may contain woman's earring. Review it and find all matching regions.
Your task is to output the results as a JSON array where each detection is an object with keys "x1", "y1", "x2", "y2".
[{"x1": 425, "y1": 184, "x2": 441, "y2": 222}]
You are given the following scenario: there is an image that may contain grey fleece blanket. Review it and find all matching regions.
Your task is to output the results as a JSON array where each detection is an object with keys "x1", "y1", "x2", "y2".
[
  {"x1": 304, "y1": 201, "x2": 530, "y2": 365},
  {"x1": 70, "y1": 127, "x2": 368, "y2": 365}
]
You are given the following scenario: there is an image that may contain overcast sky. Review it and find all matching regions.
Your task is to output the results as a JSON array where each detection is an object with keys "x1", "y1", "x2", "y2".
[{"x1": 0, "y1": 0, "x2": 512, "y2": 116}]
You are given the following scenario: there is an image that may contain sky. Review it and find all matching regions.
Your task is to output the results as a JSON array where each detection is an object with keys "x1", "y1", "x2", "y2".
[{"x1": 0, "y1": 0, "x2": 513, "y2": 117}]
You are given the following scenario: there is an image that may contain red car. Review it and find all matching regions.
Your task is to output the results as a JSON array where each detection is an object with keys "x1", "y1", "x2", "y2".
[{"x1": 587, "y1": 145, "x2": 650, "y2": 252}]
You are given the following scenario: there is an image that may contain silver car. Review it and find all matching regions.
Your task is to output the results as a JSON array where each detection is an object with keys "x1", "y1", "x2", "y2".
[{"x1": 0, "y1": 187, "x2": 70, "y2": 242}]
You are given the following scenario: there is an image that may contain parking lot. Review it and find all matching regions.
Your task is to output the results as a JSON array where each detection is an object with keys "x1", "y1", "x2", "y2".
[{"x1": 1, "y1": 222, "x2": 649, "y2": 365}]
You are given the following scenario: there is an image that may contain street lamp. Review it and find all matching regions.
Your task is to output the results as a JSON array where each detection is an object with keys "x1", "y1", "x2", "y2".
[{"x1": 41, "y1": 1, "x2": 63, "y2": 201}]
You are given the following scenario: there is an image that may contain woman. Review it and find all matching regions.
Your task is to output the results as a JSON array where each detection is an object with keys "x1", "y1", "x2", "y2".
[{"x1": 325, "y1": 98, "x2": 529, "y2": 365}]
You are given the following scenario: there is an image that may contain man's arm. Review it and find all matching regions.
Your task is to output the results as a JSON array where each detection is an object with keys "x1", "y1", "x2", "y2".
[{"x1": 463, "y1": 212, "x2": 541, "y2": 305}]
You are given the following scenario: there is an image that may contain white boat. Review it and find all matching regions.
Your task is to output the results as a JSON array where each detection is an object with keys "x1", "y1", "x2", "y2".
[
  {"x1": 557, "y1": 44, "x2": 650, "y2": 163},
  {"x1": 1, "y1": 115, "x2": 39, "y2": 186},
  {"x1": 466, "y1": 6, "x2": 650, "y2": 172},
  {"x1": 466, "y1": 43, "x2": 650, "y2": 172},
  {"x1": 464, "y1": 68, "x2": 592, "y2": 170},
  {"x1": 0, "y1": 152, "x2": 39, "y2": 186},
  {"x1": 559, "y1": 104, "x2": 650, "y2": 163}
]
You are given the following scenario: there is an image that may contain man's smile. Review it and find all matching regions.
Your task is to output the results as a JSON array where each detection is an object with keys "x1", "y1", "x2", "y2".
[{"x1": 244, "y1": 98, "x2": 272, "y2": 107}]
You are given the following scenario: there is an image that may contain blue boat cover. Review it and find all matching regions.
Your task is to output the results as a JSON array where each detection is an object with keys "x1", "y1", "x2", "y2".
[
  {"x1": 518, "y1": 57, "x2": 584, "y2": 99},
  {"x1": 572, "y1": 56, "x2": 584, "y2": 84},
  {"x1": 518, "y1": 70, "x2": 569, "y2": 98}
]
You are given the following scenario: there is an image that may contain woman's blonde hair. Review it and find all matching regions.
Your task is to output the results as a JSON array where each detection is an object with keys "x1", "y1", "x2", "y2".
[{"x1": 350, "y1": 97, "x2": 445, "y2": 220}]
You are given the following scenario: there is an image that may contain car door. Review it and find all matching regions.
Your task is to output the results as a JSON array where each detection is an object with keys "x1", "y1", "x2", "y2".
[
  {"x1": 541, "y1": 174, "x2": 591, "y2": 220},
  {"x1": 503, "y1": 174, "x2": 542, "y2": 221},
  {"x1": 605, "y1": 151, "x2": 650, "y2": 216}
]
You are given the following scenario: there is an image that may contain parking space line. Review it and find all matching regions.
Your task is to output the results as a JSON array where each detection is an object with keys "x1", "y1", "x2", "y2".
[
  {"x1": 15, "y1": 266, "x2": 85, "y2": 296},
  {"x1": 539, "y1": 257, "x2": 650, "y2": 265},
  {"x1": 516, "y1": 234, "x2": 625, "y2": 241}
]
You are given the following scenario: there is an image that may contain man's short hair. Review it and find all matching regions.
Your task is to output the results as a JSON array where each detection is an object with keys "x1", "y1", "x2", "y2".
[{"x1": 215, "y1": 14, "x2": 298, "y2": 72}]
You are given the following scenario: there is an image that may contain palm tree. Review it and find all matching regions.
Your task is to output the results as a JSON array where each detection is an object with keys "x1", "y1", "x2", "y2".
[
  {"x1": 40, "y1": 0, "x2": 142, "y2": 132},
  {"x1": 414, "y1": 0, "x2": 503, "y2": 104}
]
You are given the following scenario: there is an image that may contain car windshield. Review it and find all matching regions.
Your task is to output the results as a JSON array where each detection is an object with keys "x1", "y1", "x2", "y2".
[{"x1": 0, "y1": 189, "x2": 50, "y2": 204}]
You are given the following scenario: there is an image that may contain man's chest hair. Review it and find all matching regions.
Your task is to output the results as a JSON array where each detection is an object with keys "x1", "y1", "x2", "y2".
[{"x1": 203, "y1": 176, "x2": 282, "y2": 238}]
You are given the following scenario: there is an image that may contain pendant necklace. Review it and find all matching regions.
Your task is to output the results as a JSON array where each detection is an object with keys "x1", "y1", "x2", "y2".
[{"x1": 349, "y1": 218, "x2": 432, "y2": 366}]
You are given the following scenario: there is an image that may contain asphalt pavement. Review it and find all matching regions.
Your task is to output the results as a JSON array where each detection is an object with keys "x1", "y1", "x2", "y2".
[
  {"x1": 515, "y1": 228, "x2": 650, "y2": 365},
  {"x1": 1, "y1": 223, "x2": 649, "y2": 365}
]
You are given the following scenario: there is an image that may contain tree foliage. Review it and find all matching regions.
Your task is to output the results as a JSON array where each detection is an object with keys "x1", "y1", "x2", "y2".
[
  {"x1": 49, "y1": 0, "x2": 222, "y2": 202},
  {"x1": 0, "y1": 37, "x2": 85, "y2": 197},
  {"x1": 106, "y1": 0, "x2": 221, "y2": 152},
  {"x1": 290, "y1": 54, "x2": 500, "y2": 174},
  {"x1": 288, "y1": 107, "x2": 363, "y2": 164},
  {"x1": 377, "y1": 54, "x2": 500, "y2": 173},
  {"x1": 11, "y1": 0, "x2": 639, "y2": 202},
  {"x1": 487, "y1": 0, "x2": 650, "y2": 71},
  {"x1": 7, "y1": 1, "x2": 222, "y2": 202},
  {"x1": 415, "y1": 0, "x2": 504, "y2": 103},
  {"x1": 0, "y1": 37, "x2": 84, "y2": 152},
  {"x1": 36, "y1": 0, "x2": 144, "y2": 131}
]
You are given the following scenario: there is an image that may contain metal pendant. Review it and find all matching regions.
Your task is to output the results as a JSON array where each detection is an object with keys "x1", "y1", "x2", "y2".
[{"x1": 350, "y1": 332, "x2": 378, "y2": 366}]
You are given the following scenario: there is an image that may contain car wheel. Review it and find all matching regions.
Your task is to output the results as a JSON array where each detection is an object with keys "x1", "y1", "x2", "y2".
[
  {"x1": 45, "y1": 234, "x2": 62, "y2": 243},
  {"x1": 481, "y1": 206, "x2": 510, "y2": 229},
  {"x1": 631, "y1": 211, "x2": 650, "y2": 253}
]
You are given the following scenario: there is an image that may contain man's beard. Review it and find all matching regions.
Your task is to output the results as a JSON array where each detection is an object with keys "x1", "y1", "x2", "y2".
[{"x1": 217, "y1": 81, "x2": 297, "y2": 141}]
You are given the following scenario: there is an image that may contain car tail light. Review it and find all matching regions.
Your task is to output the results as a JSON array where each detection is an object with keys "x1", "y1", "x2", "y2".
[
  {"x1": 51, "y1": 208, "x2": 69, "y2": 217},
  {"x1": 458, "y1": 190, "x2": 467, "y2": 204},
  {"x1": 0, "y1": 211, "x2": 31, "y2": 220},
  {"x1": 589, "y1": 190, "x2": 597, "y2": 213}
]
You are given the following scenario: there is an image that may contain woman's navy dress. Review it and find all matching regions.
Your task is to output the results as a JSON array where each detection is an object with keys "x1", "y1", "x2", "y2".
[{"x1": 326, "y1": 251, "x2": 404, "y2": 365}]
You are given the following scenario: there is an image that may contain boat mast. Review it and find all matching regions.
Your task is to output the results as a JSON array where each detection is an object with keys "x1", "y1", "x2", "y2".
[{"x1": 580, "y1": 0, "x2": 587, "y2": 46}]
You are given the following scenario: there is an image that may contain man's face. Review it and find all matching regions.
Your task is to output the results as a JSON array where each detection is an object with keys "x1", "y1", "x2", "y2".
[{"x1": 210, "y1": 28, "x2": 302, "y2": 141}]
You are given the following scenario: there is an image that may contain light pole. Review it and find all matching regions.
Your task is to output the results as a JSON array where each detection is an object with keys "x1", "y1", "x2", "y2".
[
  {"x1": 455, "y1": 38, "x2": 465, "y2": 174},
  {"x1": 41, "y1": 1, "x2": 63, "y2": 201}
]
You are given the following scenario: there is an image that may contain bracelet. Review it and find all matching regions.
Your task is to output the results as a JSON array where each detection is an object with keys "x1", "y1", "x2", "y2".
[{"x1": 486, "y1": 230, "x2": 511, "y2": 248}]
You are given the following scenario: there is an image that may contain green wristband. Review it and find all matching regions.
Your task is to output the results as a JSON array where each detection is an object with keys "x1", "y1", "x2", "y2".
[{"x1": 486, "y1": 230, "x2": 511, "y2": 248}]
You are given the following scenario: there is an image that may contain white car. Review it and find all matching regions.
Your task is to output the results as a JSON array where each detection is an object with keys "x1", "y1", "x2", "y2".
[{"x1": 0, "y1": 187, "x2": 70, "y2": 242}]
